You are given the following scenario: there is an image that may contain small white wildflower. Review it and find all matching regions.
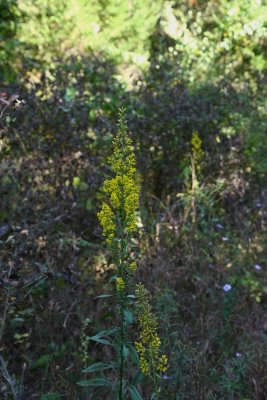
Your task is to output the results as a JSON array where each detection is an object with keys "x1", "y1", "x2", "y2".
[
  {"x1": 254, "y1": 264, "x2": 262, "y2": 271},
  {"x1": 223, "y1": 284, "x2": 232, "y2": 292},
  {"x1": 235, "y1": 352, "x2": 242, "y2": 358},
  {"x1": 222, "y1": 236, "x2": 228, "y2": 241}
]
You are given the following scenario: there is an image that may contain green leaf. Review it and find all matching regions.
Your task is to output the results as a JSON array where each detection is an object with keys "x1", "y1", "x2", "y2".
[
  {"x1": 92, "y1": 328, "x2": 118, "y2": 338},
  {"x1": 132, "y1": 372, "x2": 144, "y2": 386},
  {"x1": 123, "y1": 345, "x2": 129, "y2": 359},
  {"x1": 90, "y1": 328, "x2": 118, "y2": 346},
  {"x1": 95, "y1": 294, "x2": 113, "y2": 299},
  {"x1": 99, "y1": 311, "x2": 114, "y2": 321},
  {"x1": 127, "y1": 344, "x2": 139, "y2": 365},
  {"x1": 33, "y1": 354, "x2": 53, "y2": 367},
  {"x1": 64, "y1": 86, "x2": 76, "y2": 102},
  {"x1": 124, "y1": 309, "x2": 133, "y2": 324},
  {"x1": 77, "y1": 378, "x2": 112, "y2": 387},
  {"x1": 128, "y1": 385, "x2": 144, "y2": 400},
  {"x1": 82, "y1": 362, "x2": 116, "y2": 373},
  {"x1": 90, "y1": 337, "x2": 111, "y2": 345}
]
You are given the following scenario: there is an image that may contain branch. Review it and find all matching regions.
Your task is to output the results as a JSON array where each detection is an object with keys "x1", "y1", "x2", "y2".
[{"x1": 0, "y1": 353, "x2": 17, "y2": 400}]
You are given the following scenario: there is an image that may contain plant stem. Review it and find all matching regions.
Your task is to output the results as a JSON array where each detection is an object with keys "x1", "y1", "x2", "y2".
[
  {"x1": 117, "y1": 204, "x2": 129, "y2": 399},
  {"x1": 118, "y1": 219, "x2": 126, "y2": 400},
  {"x1": 119, "y1": 296, "x2": 125, "y2": 400}
]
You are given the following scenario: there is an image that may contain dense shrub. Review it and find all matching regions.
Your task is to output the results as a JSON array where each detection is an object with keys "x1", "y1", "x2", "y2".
[{"x1": 0, "y1": 0, "x2": 20, "y2": 82}]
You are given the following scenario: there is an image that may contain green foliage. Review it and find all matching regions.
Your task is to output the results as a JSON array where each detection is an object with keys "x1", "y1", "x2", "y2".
[
  {"x1": 17, "y1": 0, "x2": 163, "y2": 68},
  {"x1": 158, "y1": 0, "x2": 267, "y2": 84},
  {"x1": 0, "y1": 0, "x2": 20, "y2": 82}
]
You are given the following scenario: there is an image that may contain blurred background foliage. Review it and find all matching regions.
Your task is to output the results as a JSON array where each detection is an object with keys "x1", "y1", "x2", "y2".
[{"x1": 0, "y1": 0, "x2": 267, "y2": 399}]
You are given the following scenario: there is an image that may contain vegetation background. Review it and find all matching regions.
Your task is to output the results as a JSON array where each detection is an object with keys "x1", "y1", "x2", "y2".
[{"x1": 0, "y1": 0, "x2": 266, "y2": 399}]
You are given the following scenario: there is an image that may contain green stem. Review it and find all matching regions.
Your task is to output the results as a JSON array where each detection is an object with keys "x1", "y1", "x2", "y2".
[
  {"x1": 119, "y1": 296, "x2": 125, "y2": 400},
  {"x1": 118, "y1": 217, "x2": 126, "y2": 400}
]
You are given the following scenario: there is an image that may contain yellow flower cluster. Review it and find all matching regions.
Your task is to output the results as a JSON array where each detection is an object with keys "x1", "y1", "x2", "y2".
[
  {"x1": 157, "y1": 354, "x2": 168, "y2": 373},
  {"x1": 135, "y1": 341, "x2": 150, "y2": 375},
  {"x1": 108, "y1": 110, "x2": 136, "y2": 177},
  {"x1": 98, "y1": 108, "x2": 139, "y2": 244},
  {"x1": 129, "y1": 261, "x2": 137, "y2": 273},
  {"x1": 134, "y1": 284, "x2": 168, "y2": 378},
  {"x1": 104, "y1": 174, "x2": 139, "y2": 233},
  {"x1": 97, "y1": 203, "x2": 115, "y2": 243},
  {"x1": 116, "y1": 277, "x2": 125, "y2": 292}
]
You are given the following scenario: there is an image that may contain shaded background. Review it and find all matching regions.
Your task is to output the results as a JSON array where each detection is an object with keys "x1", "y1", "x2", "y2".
[{"x1": 0, "y1": 1, "x2": 267, "y2": 399}]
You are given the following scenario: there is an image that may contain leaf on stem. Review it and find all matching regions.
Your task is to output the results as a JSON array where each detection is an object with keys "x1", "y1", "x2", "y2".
[
  {"x1": 90, "y1": 328, "x2": 118, "y2": 345},
  {"x1": 77, "y1": 378, "x2": 113, "y2": 387},
  {"x1": 128, "y1": 385, "x2": 144, "y2": 400},
  {"x1": 82, "y1": 361, "x2": 117, "y2": 373}
]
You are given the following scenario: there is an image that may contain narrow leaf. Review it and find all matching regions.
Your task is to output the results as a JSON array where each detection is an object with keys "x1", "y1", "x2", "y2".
[
  {"x1": 77, "y1": 378, "x2": 112, "y2": 387},
  {"x1": 129, "y1": 385, "x2": 144, "y2": 400},
  {"x1": 82, "y1": 362, "x2": 116, "y2": 373},
  {"x1": 93, "y1": 328, "x2": 118, "y2": 337},
  {"x1": 127, "y1": 344, "x2": 139, "y2": 365},
  {"x1": 90, "y1": 337, "x2": 111, "y2": 345},
  {"x1": 95, "y1": 294, "x2": 112, "y2": 299},
  {"x1": 132, "y1": 372, "x2": 144, "y2": 386},
  {"x1": 90, "y1": 328, "x2": 118, "y2": 345}
]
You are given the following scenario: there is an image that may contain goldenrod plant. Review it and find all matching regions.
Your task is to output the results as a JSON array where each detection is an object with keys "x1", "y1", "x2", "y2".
[
  {"x1": 177, "y1": 131, "x2": 205, "y2": 227},
  {"x1": 190, "y1": 131, "x2": 204, "y2": 224},
  {"x1": 78, "y1": 109, "x2": 167, "y2": 399},
  {"x1": 135, "y1": 284, "x2": 168, "y2": 399},
  {"x1": 98, "y1": 108, "x2": 140, "y2": 399}
]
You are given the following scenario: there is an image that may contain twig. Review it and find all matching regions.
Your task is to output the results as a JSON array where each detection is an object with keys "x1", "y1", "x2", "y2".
[
  {"x1": 0, "y1": 353, "x2": 17, "y2": 400},
  {"x1": 0, "y1": 266, "x2": 12, "y2": 344}
]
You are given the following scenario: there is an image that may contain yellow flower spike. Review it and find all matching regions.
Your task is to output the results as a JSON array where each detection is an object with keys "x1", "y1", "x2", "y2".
[
  {"x1": 97, "y1": 203, "x2": 115, "y2": 242},
  {"x1": 140, "y1": 357, "x2": 150, "y2": 375},
  {"x1": 135, "y1": 341, "x2": 145, "y2": 355},
  {"x1": 129, "y1": 261, "x2": 137, "y2": 273},
  {"x1": 151, "y1": 336, "x2": 161, "y2": 349},
  {"x1": 134, "y1": 283, "x2": 168, "y2": 383},
  {"x1": 98, "y1": 109, "x2": 139, "y2": 244},
  {"x1": 116, "y1": 277, "x2": 125, "y2": 292},
  {"x1": 157, "y1": 354, "x2": 168, "y2": 373}
]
